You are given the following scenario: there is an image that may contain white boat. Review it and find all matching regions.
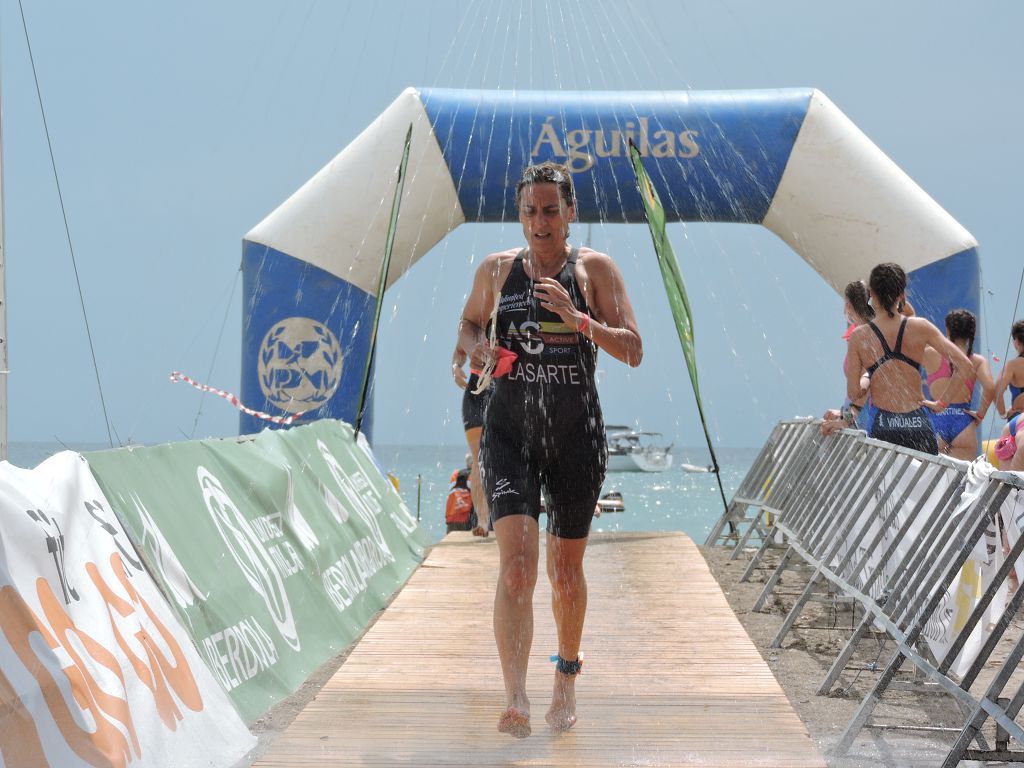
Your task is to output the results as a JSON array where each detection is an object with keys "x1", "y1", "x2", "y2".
[
  {"x1": 605, "y1": 426, "x2": 673, "y2": 472},
  {"x1": 680, "y1": 462, "x2": 714, "y2": 474}
]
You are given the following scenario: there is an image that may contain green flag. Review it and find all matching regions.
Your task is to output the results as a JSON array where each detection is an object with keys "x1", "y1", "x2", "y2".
[
  {"x1": 628, "y1": 141, "x2": 730, "y2": 517},
  {"x1": 628, "y1": 142, "x2": 701, "y2": 400},
  {"x1": 355, "y1": 124, "x2": 413, "y2": 435}
]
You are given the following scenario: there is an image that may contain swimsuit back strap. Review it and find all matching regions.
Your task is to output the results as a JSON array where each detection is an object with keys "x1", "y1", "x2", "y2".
[
  {"x1": 868, "y1": 321, "x2": 892, "y2": 354},
  {"x1": 891, "y1": 317, "x2": 922, "y2": 368},
  {"x1": 893, "y1": 317, "x2": 908, "y2": 354}
]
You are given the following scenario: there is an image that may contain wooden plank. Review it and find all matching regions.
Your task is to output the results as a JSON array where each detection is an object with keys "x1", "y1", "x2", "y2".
[{"x1": 253, "y1": 531, "x2": 825, "y2": 767}]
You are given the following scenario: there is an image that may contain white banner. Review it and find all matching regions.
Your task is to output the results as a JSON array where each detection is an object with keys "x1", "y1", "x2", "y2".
[
  {"x1": 921, "y1": 458, "x2": 1005, "y2": 680},
  {"x1": 0, "y1": 452, "x2": 255, "y2": 768}
]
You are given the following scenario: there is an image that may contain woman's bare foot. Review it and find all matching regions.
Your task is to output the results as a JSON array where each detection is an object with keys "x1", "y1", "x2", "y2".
[
  {"x1": 545, "y1": 672, "x2": 577, "y2": 731},
  {"x1": 498, "y1": 706, "x2": 531, "y2": 738}
]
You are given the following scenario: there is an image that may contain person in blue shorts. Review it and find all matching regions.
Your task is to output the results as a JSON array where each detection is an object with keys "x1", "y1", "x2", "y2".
[
  {"x1": 995, "y1": 320, "x2": 1024, "y2": 421},
  {"x1": 921, "y1": 309, "x2": 995, "y2": 460}
]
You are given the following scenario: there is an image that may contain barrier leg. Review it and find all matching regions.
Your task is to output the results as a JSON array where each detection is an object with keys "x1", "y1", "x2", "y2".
[
  {"x1": 770, "y1": 568, "x2": 825, "y2": 648},
  {"x1": 729, "y1": 508, "x2": 766, "y2": 559},
  {"x1": 740, "y1": 523, "x2": 780, "y2": 582},
  {"x1": 817, "y1": 609, "x2": 875, "y2": 695},
  {"x1": 753, "y1": 546, "x2": 794, "y2": 613}
]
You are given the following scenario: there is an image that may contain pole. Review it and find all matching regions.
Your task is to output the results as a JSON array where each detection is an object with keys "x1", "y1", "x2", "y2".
[{"x1": 354, "y1": 124, "x2": 413, "y2": 437}]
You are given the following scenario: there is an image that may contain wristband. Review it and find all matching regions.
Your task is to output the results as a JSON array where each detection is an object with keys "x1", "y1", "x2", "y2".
[
  {"x1": 578, "y1": 314, "x2": 591, "y2": 335},
  {"x1": 937, "y1": 400, "x2": 947, "y2": 409}
]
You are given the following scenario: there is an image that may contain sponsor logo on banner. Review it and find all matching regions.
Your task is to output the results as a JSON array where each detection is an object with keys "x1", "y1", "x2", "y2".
[
  {"x1": 198, "y1": 616, "x2": 279, "y2": 691},
  {"x1": 197, "y1": 466, "x2": 301, "y2": 652},
  {"x1": 532, "y1": 115, "x2": 701, "y2": 173},
  {"x1": 132, "y1": 492, "x2": 206, "y2": 610},
  {"x1": 0, "y1": 552, "x2": 204, "y2": 766},
  {"x1": 257, "y1": 317, "x2": 342, "y2": 410},
  {"x1": 315, "y1": 439, "x2": 405, "y2": 613}
]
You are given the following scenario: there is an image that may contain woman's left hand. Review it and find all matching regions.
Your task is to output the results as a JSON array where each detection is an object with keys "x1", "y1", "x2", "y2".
[{"x1": 534, "y1": 278, "x2": 586, "y2": 330}]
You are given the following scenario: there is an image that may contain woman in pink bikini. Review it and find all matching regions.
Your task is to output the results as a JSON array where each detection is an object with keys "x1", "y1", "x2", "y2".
[{"x1": 921, "y1": 309, "x2": 996, "y2": 461}]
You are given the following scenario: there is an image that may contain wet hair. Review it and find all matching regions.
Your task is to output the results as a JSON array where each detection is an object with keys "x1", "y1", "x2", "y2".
[
  {"x1": 1012, "y1": 319, "x2": 1024, "y2": 353},
  {"x1": 515, "y1": 161, "x2": 576, "y2": 209},
  {"x1": 945, "y1": 309, "x2": 976, "y2": 357},
  {"x1": 844, "y1": 280, "x2": 874, "y2": 322},
  {"x1": 868, "y1": 262, "x2": 907, "y2": 318}
]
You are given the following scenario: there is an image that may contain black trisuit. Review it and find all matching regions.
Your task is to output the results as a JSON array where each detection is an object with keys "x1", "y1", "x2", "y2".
[{"x1": 480, "y1": 248, "x2": 607, "y2": 539}]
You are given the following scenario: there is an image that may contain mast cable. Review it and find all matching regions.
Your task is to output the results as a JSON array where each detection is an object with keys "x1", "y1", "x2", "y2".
[
  {"x1": 189, "y1": 268, "x2": 241, "y2": 439},
  {"x1": 17, "y1": 0, "x2": 115, "y2": 447}
]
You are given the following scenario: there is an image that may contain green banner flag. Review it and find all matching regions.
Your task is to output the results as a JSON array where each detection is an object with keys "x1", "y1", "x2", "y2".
[
  {"x1": 628, "y1": 142, "x2": 730, "y2": 515},
  {"x1": 628, "y1": 142, "x2": 701, "y2": 400},
  {"x1": 85, "y1": 420, "x2": 429, "y2": 722}
]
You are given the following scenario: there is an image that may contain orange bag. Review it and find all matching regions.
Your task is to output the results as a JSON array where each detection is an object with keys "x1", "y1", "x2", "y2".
[{"x1": 445, "y1": 487, "x2": 474, "y2": 524}]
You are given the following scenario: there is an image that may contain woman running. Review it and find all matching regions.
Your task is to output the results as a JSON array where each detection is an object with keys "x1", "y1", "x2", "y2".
[
  {"x1": 845, "y1": 262, "x2": 972, "y2": 454},
  {"x1": 920, "y1": 309, "x2": 995, "y2": 461},
  {"x1": 457, "y1": 161, "x2": 642, "y2": 737},
  {"x1": 995, "y1": 320, "x2": 1024, "y2": 421}
]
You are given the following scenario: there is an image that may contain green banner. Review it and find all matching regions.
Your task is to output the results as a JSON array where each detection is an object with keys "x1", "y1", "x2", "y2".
[
  {"x1": 628, "y1": 142, "x2": 701, "y2": 399},
  {"x1": 85, "y1": 420, "x2": 429, "y2": 722}
]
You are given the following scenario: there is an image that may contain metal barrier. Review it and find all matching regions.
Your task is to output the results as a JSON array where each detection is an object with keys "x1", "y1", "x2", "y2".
[
  {"x1": 704, "y1": 419, "x2": 821, "y2": 558},
  {"x1": 708, "y1": 421, "x2": 1024, "y2": 765}
]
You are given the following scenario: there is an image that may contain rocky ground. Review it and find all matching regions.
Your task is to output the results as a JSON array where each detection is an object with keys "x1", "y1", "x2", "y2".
[{"x1": 701, "y1": 542, "x2": 1022, "y2": 768}]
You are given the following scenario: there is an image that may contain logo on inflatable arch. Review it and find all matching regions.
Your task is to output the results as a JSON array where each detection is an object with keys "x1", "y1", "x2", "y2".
[
  {"x1": 197, "y1": 466, "x2": 301, "y2": 651},
  {"x1": 258, "y1": 317, "x2": 342, "y2": 411}
]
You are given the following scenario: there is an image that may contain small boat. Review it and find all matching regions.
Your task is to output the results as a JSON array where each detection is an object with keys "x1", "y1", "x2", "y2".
[
  {"x1": 596, "y1": 491, "x2": 625, "y2": 514},
  {"x1": 680, "y1": 462, "x2": 714, "y2": 474},
  {"x1": 605, "y1": 426, "x2": 673, "y2": 472}
]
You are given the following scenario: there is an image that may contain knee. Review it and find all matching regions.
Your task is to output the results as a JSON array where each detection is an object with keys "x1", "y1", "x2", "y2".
[
  {"x1": 548, "y1": 561, "x2": 585, "y2": 599},
  {"x1": 501, "y1": 554, "x2": 537, "y2": 600}
]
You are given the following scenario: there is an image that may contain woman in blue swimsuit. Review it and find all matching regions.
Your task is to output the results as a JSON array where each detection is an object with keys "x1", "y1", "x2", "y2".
[
  {"x1": 921, "y1": 309, "x2": 995, "y2": 460},
  {"x1": 995, "y1": 320, "x2": 1024, "y2": 421},
  {"x1": 845, "y1": 263, "x2": 973, "y2": 454}
]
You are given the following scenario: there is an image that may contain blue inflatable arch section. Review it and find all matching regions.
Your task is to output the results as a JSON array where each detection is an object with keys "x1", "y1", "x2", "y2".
[{"x1": 240, "y1": 87, "x2": 979, "y2": 437}]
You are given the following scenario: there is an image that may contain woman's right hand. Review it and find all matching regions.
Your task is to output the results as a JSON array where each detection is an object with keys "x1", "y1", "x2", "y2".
[
  {"x1": 452, "y1": 361, "x2": 467, "y2": 389},
  {"x1": 469, "y1": 340, "x2": 498, "y2": 372}
]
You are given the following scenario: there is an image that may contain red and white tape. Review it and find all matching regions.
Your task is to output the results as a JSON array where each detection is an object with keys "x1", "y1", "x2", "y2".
[{"x1": 169, "y1": 371, "x2": 307, "y2": 425}]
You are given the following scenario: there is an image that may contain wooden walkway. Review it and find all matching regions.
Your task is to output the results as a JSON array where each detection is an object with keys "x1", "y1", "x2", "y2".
[{"x1": 254, "y1": 532, "x2": 825, "y2": 767}]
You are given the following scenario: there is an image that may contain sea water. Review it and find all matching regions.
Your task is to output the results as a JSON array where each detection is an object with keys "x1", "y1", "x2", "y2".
[
  {"x1": 7, "y1": 442, "x2": 753, "y2": 546},
  {"x1": 373, "y1": 444, "x2": 756, "y2": 545}
]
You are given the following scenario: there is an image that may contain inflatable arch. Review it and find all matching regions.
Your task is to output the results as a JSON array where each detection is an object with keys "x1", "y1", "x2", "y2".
[{"x1": 240, "y1": 87, "x2": 979, "y2": 437}]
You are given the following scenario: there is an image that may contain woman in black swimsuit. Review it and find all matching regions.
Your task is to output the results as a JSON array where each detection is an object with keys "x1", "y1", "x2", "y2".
[
  {"x1": 845, "y1": 262, "x2": 972, "y2": 454},
  {"x1": 456, "y1": 162, "x2": 642, "y2": 737}
]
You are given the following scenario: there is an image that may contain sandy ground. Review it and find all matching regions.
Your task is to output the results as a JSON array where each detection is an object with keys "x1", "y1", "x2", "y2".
[
  {"x1": 237, "y1": 538, "x2": 1020, "y2": 767},
  {"x1": 702, "y1": 543, "x2": 1017, "y2": 768}
]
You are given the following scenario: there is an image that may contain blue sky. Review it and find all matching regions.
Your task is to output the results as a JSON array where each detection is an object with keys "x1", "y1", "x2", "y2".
[{"x1": 3, "y1": 1, "x2": 1022, "y2": 452}]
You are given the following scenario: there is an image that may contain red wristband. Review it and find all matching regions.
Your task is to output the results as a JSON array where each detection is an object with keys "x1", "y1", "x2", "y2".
[{"x1": 578, "y1": 314, "x2": 590, "y2": 335}]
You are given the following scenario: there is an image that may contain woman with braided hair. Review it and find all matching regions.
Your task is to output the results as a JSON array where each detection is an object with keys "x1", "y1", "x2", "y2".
[
  {"x1": 921, "y1": 309, "x2": 995, "y2": 460},
  {"x1": 845, "y1": 262, "x2": 972, "y2": 454}
]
